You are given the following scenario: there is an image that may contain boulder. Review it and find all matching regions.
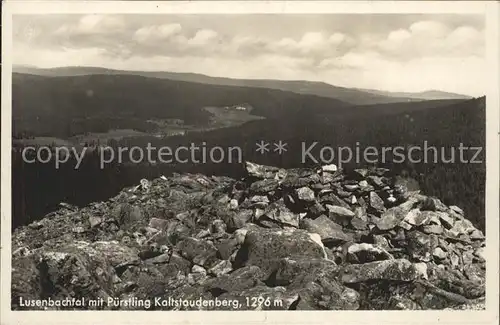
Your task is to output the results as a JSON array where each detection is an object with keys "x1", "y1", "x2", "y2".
[
  {"x1": 295, "y1": 187, "x2": 316, "y2": 202},
  {"x1": 245, "y1": 161, "x2": 280, "y2": 179},
  {"x1": 319, "y1": 192, "x2": 351, "y2": 209},
  {"x1": 300, "y1": 215, "x2": 353, "y2": 244},
  {"x1": 261, "y1": 201, "x2": 300, "y2": 228},
  {"x1": 369, "y1": 192, "x2": 386, "y2": 212},
  {"x1": 375, "y1": 205, "x2": 409, "y2": 231},
  {"x1": 325, "y1": 204, "x2": 355, "y2": 220},
  {"x1": 112, "y1": 204, "x2": 143, "y2": 227},
  {"x1": 407, "y1": 231, "x2": 437, "y2": 262},
  {"x1": 403, "y1": 209, "x2": 429, "y2": 226},
  {"x1": 208, "y1": 260, "x2": 233, "y2": 277},
  {"x1": 250, "y1": 179, "x2": 279, "y2": 194},
  {"x1": 345, "y1": 243, "x2": 393, "y2": 264},
  {"x1": 238, "y1": 229, "x2": 327, "y2": 272},
  {"x1": 11, "y1": 161, "x2": 485, "y2": 311},
  {"x1": 148, "y1": 217, "x2": 169, "y2": 231},
  {"x1": 341, "y1": 259, "x2": 418, "y2": 283},
  {"x1": 322, "y1": 164, "x2": 338, "y2": 172},
  {"x1": 204, "y1": 265, "x2": 267, "y2": 293},
  {"x1": 176, "y1": 237, "x2": 218, "y2": 267}
]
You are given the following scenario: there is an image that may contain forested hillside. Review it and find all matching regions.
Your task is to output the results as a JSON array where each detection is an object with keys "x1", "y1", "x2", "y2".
[
  {"x1": 12, "y1": 73, "x2": 348, "y2": 138},
  {"x1": 12, "y1": 93, "x2": 485, "y2": 231}
]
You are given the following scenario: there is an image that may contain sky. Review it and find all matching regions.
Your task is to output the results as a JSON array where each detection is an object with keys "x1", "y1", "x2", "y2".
[{"x1": 13, "y1": 14, "x2": 486, "y2": 96}]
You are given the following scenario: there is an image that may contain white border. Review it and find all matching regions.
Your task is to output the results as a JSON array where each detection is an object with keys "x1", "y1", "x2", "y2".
[
  {"x1": 0, "y1": 0, "x2": 492, "y2": 14},
  {"x1": 1, "y1": 1, "x2": 499, "y2": 325}
]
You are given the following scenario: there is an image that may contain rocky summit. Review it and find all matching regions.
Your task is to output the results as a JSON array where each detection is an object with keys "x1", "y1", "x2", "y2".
[{"x1": 12, "y1": 162, "x2": 486, "y2": 310}]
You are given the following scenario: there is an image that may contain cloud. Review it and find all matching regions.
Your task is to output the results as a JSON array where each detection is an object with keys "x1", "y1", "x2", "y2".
[
  {"x1": 387, "y1": 29, "x2": 411, "y2": 43},
  {"x1": 55, "y1": 15, "x2": 125, "y2": 36},
  {"x1": 14, "y1": 43, "x2": 107, "y2": 67},
  {"x1": 133, "y1": 23, "x2": 182, "y2": 42},
  {"x1": 319, "y1": 51, "x2": 383, "y2": 70},
  {"x1": 130, "y1": 25, "x2": 223, "y2": 57},
  {"x1": 378, "y1": 20, "x2": 484, "y2": 59},
  {"x1": 409, "y1": 20, "x2": 450, "y2": 37},
  {"x1": 188, "y1": 29, "x2": 219, "y2": 46},
  {"x1": 446, "y1": 26, "x2": 484, "y2": 53},
  {"x1": 20, "y1": 16, "x2": 484, "y2": 62},
  {"x1": 270, "y1": 32, "x2": 355, "y2": 57},
  {"x1": 12, "y1": 14, "x2": 486, "y2": 96}
]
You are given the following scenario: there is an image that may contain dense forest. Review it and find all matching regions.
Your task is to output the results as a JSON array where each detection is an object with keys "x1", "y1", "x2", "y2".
[
  {"x1": 16, "y1": 65, "x2": 471, "y2": 104},
  {"x1": 12, "y1": 93, "x2": 486, "y2": 231},
  {"x1": 12, "y1": 73, "x2": 348, "y2": 138}
]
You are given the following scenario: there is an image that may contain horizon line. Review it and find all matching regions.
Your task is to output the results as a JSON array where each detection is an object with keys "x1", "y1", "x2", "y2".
[{"x1": 12, "y1": 63, "x2": 476, "y2": 97}]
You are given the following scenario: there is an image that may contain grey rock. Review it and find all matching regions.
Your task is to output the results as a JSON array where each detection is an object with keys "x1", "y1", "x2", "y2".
[
  {"x1": 341, "y1": 259, "x2": 418, "y2": 283},
  {"x1": 245, "y1": 161, "x2": 280, "y2": 179},
  {"x1": 250, "y1": 179, "x2": 279, "y2": 194},
  {"x1": 433, "y1": 247, "x2": 447, "y2": 260},
  {"x1": 249, "y1": 195, "x2": 270, "y2": 208},
  {"x1": 88, "y1": 216, "x2": 103, "y2": 229},
  {"x1": 325, "y1": 204, "x2": 355, "y2": 218},
  {"x1": 272, "y1": 257, "x2": 338, "y2": 286},
  {"x1": 373, "y1": 235, "x2": 391, "y2": 251},
  {"x1": 113, "y1": 203, "x2": 143, "y2": 226},
  {"x1": 300, "y1": 215, "x2": 353, "y2": 244},
  {"x1": 403, "y1": 209, "x2": 429, "y2": 226},
  {"x1": 148, "y1": 217, "x2": 169, "y2": 231},
  {"x1": 319, "y1": 192, "x2": 351, "y2": 209},
  {"x1": 216, "y1": 238, "x2": 239, "y2": 260},
  {"x1": 407, "y1": 231, "x2": 437, "y2": 262},
  {"x1": 262, "y1": 201, "x2": 300, "y2": 228},
  {"x1": 422, "y1": 225, "x2": 444, "y2": 235},
  {"x1": 208, "y1": 260, "x2": 233, "y2": 277},
  {"x1": 211, "y1": 219, "x2": 227, "y2": 234},
  {"x1": 336, "y1": 189, "x2": 351, "y2": 198},
  {"x1": 350, "y1": 216, "x2": 368, "y2": 230},
  {"x1": 436, "y1": 212, "x2": 455, "y2": 229},
  {"x1": 375, "y1": 206, "x2": 407, "y2": 231},
  {"x1": 358, "y1": 180, "x2": 375, "y2": 192},
  {"x1": 344, "y1": 184, "x2": 359, "y2": 192},
  {"x1": 449, "y1": 205, "x2": 464, "y2": 215},
  {"x1": 369, "y1": 192, "x2": 386, "y2": 212},
  {"x1": 345, "y1": 243, "x2": 394, "y2": 264},
  {"x1": 322, "y1": 164, "x2": 338, "y2": 172},
  {"x1": 191, "y1": 265, "x2": 207, "y2": 276},
  {"x1": 470, "y1": 229, "x2": 485, "y2": 240},
  {"x1": 229, "y1": 209, "x2": 254, "y2": 230},
  {"x1": 239, "y1": 228, "x2": 326, "y2": 273},
  {"x1": 353, "y1": 169, "x2": 369, "y2": 178},
  {"x1": 10, "y1": 160, "x2": 486, "y2": 311},
  {"x1": 367, "y1": 175, "x2": 386, "y2": 188},
  {"x1": 296, "y1": 187, "x2": 316, "y2": 202},
  {"x1": 204, "y1": 265, "x2": 266, "y2": 293},
  {"x1": 448, "y1": 219, "x2": 476, "y2": 237},
  {"x1": 176, "y1": 237, "x2": 218, "y2": 267}
]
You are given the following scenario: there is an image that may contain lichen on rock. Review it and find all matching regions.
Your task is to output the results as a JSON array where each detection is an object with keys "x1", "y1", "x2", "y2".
[{"x1": 11, "y1": 161, "x2": 486, "y2": 310}]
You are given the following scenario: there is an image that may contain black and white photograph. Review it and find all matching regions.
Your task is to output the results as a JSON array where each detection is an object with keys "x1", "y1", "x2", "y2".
[{"x1": 1, "y1": 1, "x2": 499, "y2": 324}]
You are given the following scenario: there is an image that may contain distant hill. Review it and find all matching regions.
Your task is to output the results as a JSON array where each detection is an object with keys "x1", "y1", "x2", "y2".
[
  {"x1": 357, "y1": 88, "x2": 471, "y2": 101},
  {"x1": 12, "y1": 65, "x2": 467, "y2": 105},
  {"x1": 12, "y1": 72, "x2": 349, "y2": 138},
  {"x1": 11, "y1": 65, "x2": 486, "y2": 236},
  {"x1": 161, "y1": 97, "x2": 485, "y2": 230}
]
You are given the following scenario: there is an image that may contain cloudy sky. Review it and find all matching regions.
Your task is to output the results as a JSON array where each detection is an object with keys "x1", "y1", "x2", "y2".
[{"x1": 13, "y1": 14, "x2": 485, "y2": 96}]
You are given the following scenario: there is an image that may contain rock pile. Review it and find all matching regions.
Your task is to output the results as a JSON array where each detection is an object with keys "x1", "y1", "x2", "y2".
[{"x1": 11, "y1": 162, "x2": 486, "y2": 310}]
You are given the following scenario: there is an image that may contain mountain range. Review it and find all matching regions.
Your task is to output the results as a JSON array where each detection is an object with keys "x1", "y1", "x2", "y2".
[
  {"x1": 10, "y1": 63, "x2": 486, "y2": 236},
  {"x1": 13, "y1": 65, "x2": 472, "y2": 106}
]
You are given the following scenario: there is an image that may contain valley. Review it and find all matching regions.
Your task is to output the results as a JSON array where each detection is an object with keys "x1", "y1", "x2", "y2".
[{"x1": 11, "y1": 67, "x2": 486, "y2": 233}]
